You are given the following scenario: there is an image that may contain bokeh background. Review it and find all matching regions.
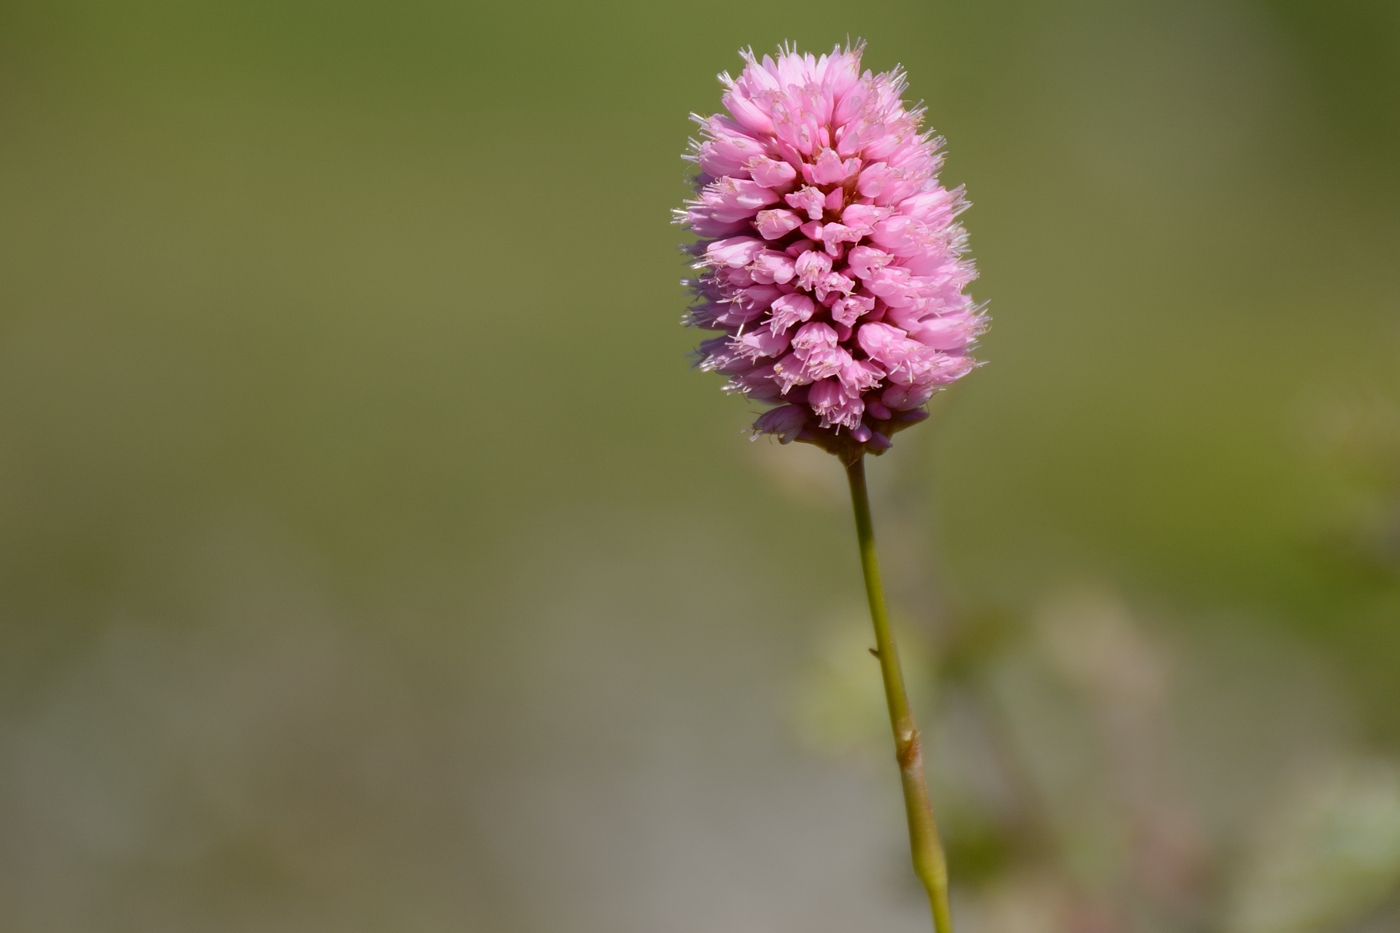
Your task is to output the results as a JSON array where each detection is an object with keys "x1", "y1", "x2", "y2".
[{"x1": 1, "y1": 1, "x2": 1398, "y2": 931}]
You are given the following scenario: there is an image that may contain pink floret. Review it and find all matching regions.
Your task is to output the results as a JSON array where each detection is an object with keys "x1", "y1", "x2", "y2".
[{"x1": 678, "y1": 42, "x2": 986, "y2": 456}]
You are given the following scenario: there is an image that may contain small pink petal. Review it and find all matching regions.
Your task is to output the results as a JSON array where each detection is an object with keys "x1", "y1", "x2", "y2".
[
  {"x1": 747, "y1": 250, "x2": 796, "y2": 285},
  {"x1": 793, "y1": 250, "x2": 832, "y2": 290},
  {"x1": 755, "y1": 209, "x2": 804, "y2": 240},
  {"x1": 706, "y1": 236, "x2": 765, "y2": 268},
  {"x1": 747, "y1": 156, "x2": 798, "y2": 189},
  {"x1": 801, "y1": 148, "x2": 861, "y2": 185},
  {"x1": 784, "y1": 186, "x2": 827, "y2": 220},
  {"x1": 809, "y1": 378, "x2": 865, "y2": 430},
  {"x1": 752, "y1": 404, "x2": 809, "y2": 443},
  {"x1": 768, "y1": 293, "x2": 816, "y2": 334}
]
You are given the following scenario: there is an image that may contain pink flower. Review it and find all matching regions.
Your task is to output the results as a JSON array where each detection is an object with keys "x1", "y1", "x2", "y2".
[{"x1": 679, "y1": 42, "x2": 985, "y2": 456}]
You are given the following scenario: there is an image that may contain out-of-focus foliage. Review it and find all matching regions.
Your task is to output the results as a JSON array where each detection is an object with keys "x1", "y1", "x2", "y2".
[
  {"x1": 1227, "y1": 761, "x2": 1400, "y2": 933},
  {"x1": 0, "y1": 0, "x2": 1397, "y2": 930}
]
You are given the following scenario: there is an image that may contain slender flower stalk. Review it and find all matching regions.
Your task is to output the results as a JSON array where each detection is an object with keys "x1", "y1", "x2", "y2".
[{"x1": 846, "y1": 454, "x2": 953, "y2": 933}]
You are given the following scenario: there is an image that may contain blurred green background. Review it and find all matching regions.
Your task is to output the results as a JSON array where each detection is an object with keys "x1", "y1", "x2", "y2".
[{"x1": 1, "y1": 1, "x2": 1398, "y2": 931}]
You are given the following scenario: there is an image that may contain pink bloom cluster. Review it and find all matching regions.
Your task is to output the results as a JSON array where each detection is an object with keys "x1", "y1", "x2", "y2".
[{"x1": 679, "y1": 43, "x2": 985, "y2": 457}]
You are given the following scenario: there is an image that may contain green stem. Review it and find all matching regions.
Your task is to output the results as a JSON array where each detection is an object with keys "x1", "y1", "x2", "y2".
[{"x1": 845, "y1": 454, "x2": 954, "y2": 933}]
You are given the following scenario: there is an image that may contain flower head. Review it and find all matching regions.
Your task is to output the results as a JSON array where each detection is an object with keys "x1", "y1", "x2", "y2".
[{"x1": 678, "y1": 43, "x2": 985, "y2": 459}]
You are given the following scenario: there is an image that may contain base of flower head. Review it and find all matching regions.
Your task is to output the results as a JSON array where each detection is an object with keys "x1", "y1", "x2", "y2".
[{"x1": 751, "y1": 401, "x2": 930, "y2": 464}]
